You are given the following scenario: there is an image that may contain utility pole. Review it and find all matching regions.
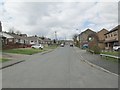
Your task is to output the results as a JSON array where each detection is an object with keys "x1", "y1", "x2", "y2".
[
  {"x1": 0, "y1": 21, "x2": 2, "y2": 32},
  {"x1": 54, "y1": 31, "x2": 58, "y2": 44},
  {"x1": 55, "y1": 31, "x2": 57, "y2": 40}
]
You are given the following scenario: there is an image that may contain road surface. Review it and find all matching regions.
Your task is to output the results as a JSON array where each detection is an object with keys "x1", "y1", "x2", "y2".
[{"x1": 2, "y1": 46, "x2": 118, "y2": 88}]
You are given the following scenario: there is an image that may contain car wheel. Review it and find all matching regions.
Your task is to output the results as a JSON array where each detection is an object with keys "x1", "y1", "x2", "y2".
[{"x1": 118, "y1": 48, "x2": 120, "y2": 51}]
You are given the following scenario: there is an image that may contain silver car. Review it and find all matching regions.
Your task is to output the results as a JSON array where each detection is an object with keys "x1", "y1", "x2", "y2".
[{"x1": 31, "y1": 44, "x2": 44, "y2": 49}]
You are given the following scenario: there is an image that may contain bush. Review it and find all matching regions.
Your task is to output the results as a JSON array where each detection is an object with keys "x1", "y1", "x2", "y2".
[{"x1": 90, "y1": 45, "x2": 101, "y2": 54}]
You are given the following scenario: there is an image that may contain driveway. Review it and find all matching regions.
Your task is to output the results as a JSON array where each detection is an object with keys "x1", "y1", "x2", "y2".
[{"x1": 2, "y1": 46, "x2": 118, "y2": 88}]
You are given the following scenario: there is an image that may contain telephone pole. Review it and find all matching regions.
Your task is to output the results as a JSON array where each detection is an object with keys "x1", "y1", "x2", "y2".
[{"x1": 55, "y1": 31, "x2": 57, "y2": 40}]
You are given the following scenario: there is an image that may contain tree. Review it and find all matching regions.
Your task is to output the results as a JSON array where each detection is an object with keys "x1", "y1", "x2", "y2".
[
  {"x1": 16, "y1": 30, "x2": 21, "y2": 35},
  {"x1": 41, "y1": 36, "x2": 45, "y2": 40},
  {"x1": 72, "y1": 34, "x2": 79, "y2": 47},
  {"x1": 9, "y1": 27, "x2": 15, "y2": 34},
  {"x1": 34, "y1": 35, "x2": 37, "y2": 37}
]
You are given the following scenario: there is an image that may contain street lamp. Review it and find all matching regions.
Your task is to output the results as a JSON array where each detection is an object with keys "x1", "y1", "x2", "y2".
[{"x1": 76, "y1": 29, "x2": 81, "y2": 48}]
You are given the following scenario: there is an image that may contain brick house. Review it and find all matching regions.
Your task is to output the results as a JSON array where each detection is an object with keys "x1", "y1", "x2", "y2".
[
  {"x1": 40, "y1": 37, "x2": 52, "y2": 45},
  {"x1": 105, "y1": 25, "x2": 119, "y2": 50},
  {"x1": 97, "y1": 28, "x2": 108, "y2": 50},
  {"x1": 9, "y1": 33, "x2": 29, "y2": 45},
  {"x1": 87, "y1": 33, "x2": 99, "y2": 49},
  {"x1": 0, "y1": 32, "x2": 14, "y2": 45},
  {"x1": 0, "y1": 32, "x2": 15, "y2": 50},
  {"x1": 79, "y1": 29, "x2": 96, "y2": 48},
  {"x1": 27, "y1": 36, "x2": 43, "y2": 46}
]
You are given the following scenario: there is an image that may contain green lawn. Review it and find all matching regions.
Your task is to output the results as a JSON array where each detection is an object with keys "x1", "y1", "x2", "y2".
[
  {"x1": 101, "y1": 51, "x2": 119, "y2": 56},
  {"x1": 0, "y1": 58, "x2": 11, "y2": 63},
  {"x1": 3, "y1": 48, "x2": 46, "y2": 55},
  {"x1": 101, "y1": 51, "x2": 119, "y2": 63}
]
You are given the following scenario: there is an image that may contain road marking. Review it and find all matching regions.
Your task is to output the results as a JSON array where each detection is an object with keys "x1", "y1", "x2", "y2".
[{"x1": 0, "y1": 60, "x2": 25, "y2": 70}]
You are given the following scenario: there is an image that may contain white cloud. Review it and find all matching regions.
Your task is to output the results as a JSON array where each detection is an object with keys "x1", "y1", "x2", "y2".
[{"x1": 0, "y1": 1, "x2": 118, "y2": 40}]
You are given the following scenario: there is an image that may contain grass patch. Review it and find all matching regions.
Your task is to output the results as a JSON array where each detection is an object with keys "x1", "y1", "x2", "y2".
[
  {"x1": 102, "y1": 56, "x2": 119, "y2": 63},
  {"x1": 0, "y1": 58, "x2": 11, "y2": 63},
  {"x1": 3, "y1": 48, "x2": 46, "y2": 55},
  {"x1": 101, "y1": 51, "x2": 118, "y2": 56},
  {"x1": 101, "y1": 51, "x2": 119, "y2": 63}
]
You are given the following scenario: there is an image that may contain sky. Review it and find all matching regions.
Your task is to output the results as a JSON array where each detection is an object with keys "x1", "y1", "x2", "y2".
[{"x1": 0, "y1": 0, "x2": 119, "y2": 40}]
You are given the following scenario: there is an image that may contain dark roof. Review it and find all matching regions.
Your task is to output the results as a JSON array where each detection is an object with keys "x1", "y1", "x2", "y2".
[
  {"x1": 105, "y1": 25, "x2": 119, "y2": 35},
  {"x1": 20, "y1": 34, "x2": 27, "y2": 37},
  {"x1": 7, "y1": 33, "x2": 22, "y2": 39},
  {"x1": 27, "y1": 36, "x2": 42, "y2": 41},
  {"x1": 79, "y1": 28, "x2": 96, "y2": 36},
  {"x1": 97, "y1": 28, "x2": 108, "y2": 34}
]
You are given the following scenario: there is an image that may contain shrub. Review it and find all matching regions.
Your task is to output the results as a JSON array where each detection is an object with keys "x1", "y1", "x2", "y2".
[{"x1": 90, "y1": 45, "x2": 101, "y2": 54}]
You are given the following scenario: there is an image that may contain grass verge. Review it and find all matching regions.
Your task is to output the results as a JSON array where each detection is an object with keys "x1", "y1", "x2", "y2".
[
  {"x1": 100, "y1": 51, "x2": 119, "y2": 63},
  {"x1": 101, "y1": 51, "x2": 119, "y2": 56},
  {"x1": 102, "y1": 56, "x2": 119, "y2": 63},
  {"x1": 0, "y1": 58, "x2": 11, "y2": 63},
  {"x1": 3, "y1": 48, "x2": 46, "y2": 55}
]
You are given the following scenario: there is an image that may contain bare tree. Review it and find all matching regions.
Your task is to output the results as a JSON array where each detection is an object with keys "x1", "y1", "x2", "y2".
[
  {"x1": 72, "y1": 34, "x2": 79, "y2": 47},
  {"x1": 9, "y1": 27, "x2": 15, "y2": 34},
  {"x1": 72, "y1": 34, "x2": 78, "y2": 42},
  {"x1": 16, "y1": 30, "x2": 21, "y2": 35}
]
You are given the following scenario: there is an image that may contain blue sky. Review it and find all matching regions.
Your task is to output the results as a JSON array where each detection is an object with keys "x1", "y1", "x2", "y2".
[{"x1": 0, "y1": 0, "x2": 118, "y2": 40}]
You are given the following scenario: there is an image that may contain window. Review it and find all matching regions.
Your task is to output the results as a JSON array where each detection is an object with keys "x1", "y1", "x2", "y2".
[
  {"x1": 106, "y1": 35, "x2": 107, "y2": 38},
  {"x1": 9, "y1": 39, "x2": 13, "y2": 42},
  {"x1": 111, "y1": 34, "x2": 112, "y2": 37},
  {"x1": 114, "y1": 31, "x2": 118, "y2": 36}
]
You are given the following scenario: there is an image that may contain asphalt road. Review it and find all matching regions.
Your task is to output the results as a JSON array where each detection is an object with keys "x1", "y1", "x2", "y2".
[{"x1": 2, "y1": 46, "x2": 118, "y2": 88}]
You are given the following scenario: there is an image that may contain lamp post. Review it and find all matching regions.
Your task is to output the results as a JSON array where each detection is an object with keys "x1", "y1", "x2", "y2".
[{"x1": 76, "y1": 29, "x2": 81, "y2": 48}]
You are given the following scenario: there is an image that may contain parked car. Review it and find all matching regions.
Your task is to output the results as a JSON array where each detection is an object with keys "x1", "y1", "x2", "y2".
[
  {"x1": 70, "y1": 43, "x2": 73, "y2": 47},
  {"x1": 31, "y1": 44, "x2": 44, "y2": 49},
  {"x1": 113, "y1": 45, "x2": 120, "y2": 51},
  {"x1": 60, "y1": 43, "x2": 64, "y2": 47}
]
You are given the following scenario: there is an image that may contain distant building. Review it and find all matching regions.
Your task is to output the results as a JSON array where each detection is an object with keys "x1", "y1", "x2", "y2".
[
  {"x1": 87, "y1": 33, "x2": 99, "y2": 49},
  {"x1": 97, "y1": 28, "x2": 108, "y2": 50},
  {"x1": 105, "y1": 25, "x2": 119, "y2": 50},
  {"x1": 0, "y1": 32, "x2": 14, "y2": 46},
  {"x1": 79, "y1": 29, "x2": 96, "y2": 48},
  {"x1": 27, "y1": 36, "x2": 42, "y2": 45},
  {"x1": 20, "y1": 34, "x2": 27, "y2": 37}
]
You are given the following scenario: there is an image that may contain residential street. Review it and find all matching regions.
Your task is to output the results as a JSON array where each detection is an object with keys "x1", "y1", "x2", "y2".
[{"x1": 2, "y1": 46, "x2": 118, "y2": 88}]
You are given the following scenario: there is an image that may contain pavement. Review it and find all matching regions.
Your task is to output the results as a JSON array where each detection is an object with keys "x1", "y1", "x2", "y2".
[
  {"x1": 74, "y1": 48, "x2": 118, "y2": 75},
  {"x1": 1, "y1": 49, "x2": 54, "y2": 69},
  {"x1": 1, "y1": 45, "x2": 118, "y2": 88}
]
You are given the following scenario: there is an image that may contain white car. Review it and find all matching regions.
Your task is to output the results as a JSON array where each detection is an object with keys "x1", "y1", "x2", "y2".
[
  {"x1": 113, "y1": 45, "x2": 120, "y2": 51},
  {"x1": 60, "y1": 43, "x2": 64, "y2": 47},
  {"x1": 31, "y1": 44, "x2": 44, "y2": 49}
]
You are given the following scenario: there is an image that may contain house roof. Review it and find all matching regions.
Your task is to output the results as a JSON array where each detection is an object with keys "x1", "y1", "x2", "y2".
[
  {"x1": 43, "y1": 38, "x2": 51, "y2": 42},
  {"x1": 97, "y1": 28, "x2": 108, "y2": 34},
  {"x1": 9, "y1": 33, "x2": 23, "y2": 39},
  {"x1": 27, "y1": 36, "x2": 42, "y2": 41},
  {"x1": 105, "y1": 25, "x2": 119, "y2": 35},
  {"x1": 79, "y1": 28, "x2": 96, "y2": 36},
  {"x1": 0, "y1": 32, "x2": 14, "y2": 38}
]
